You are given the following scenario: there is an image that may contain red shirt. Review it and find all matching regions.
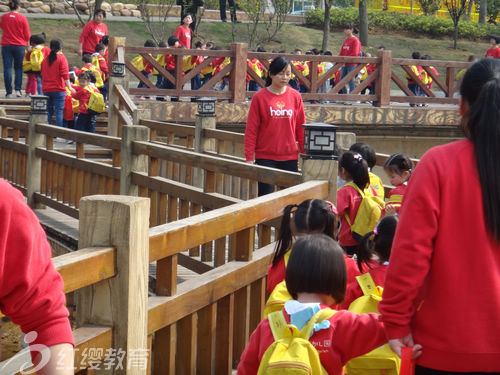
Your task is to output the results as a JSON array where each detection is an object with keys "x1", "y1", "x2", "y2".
[
  {"x1": 379, "y1": 140, "x2": 500, "y2": 371},
  {"x1": 174, "y1": 24, "x2": 192, "y2": 49},
  {"x1": 72, "y1": 84, "x2": 95, "y2": 114},
  {"x1": 237, "y1": 305, "x2": 386, "y2": 375},
  {"x1": 0, "y1": 12, "x2": 29, "y2": 46},
  {"x1": 0, "y1": 179, "x2": 74, "y2": 355},
  {"x1": 340, "y1": 36, "x2": 361, "y2": 66},
  {"x1": 485, "y1": 47, "x2": 500, "y2": 59},
  {"x1": 385, "y1": 183, "x2": 407, "y2": 214},
  {"x1": 41, "y1": 53, "x2": 70, "y2": 92},
  {"x1": 339, "y1": 263, "x2": 388, "y2": 309},
  {"x1": 244, "y1": 87, "x2": 305, "y2": 161},
  {"x1": 94, "y1": 54, "x2": 108, "y2": 80},
  {"x1": 336, "y1": 184, "x2": 364, "y2": 247},
  {"x1": 79, "y1": 20, "x2": 108, "y2": 54}
]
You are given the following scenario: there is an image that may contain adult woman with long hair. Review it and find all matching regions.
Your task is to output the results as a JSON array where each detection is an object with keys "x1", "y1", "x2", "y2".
[
  {"x1": 0, "y1": 0, "x2": 30, "y2": 98},
  {"x1": 379, "y1": 58, "x2": 500, "y2": 374},
  {"x1": 78, "y1": 9, "x2": 107, "y2": 57},
  {"x1": 41, "y1": 39, "x2": 74, "y2": 128},
  {"x1": 244, "y1": 56, "x2": 305, "y2": 196}
]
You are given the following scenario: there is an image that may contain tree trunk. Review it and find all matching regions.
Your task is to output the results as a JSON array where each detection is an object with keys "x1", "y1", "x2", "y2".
[
  {"x1": 453, "y1": 23, "x2": 458, "y2": 49},
  {"x1": 359, "y1": 0, "x2": 368, "y2": 46},
  {"x1": 479, "y1": 0, "x2": 487, "y2": 23},
  {"x1": 322, "y1": 0, "x2": 332, "y2": 51}
]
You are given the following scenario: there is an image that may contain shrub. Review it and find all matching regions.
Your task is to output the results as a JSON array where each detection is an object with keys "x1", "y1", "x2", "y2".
[{"x1": 305, "y1": 7, "x2": 500, "y2": 40}]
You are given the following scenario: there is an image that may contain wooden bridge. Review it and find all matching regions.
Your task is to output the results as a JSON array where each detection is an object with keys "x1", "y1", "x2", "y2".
[{"x1": 0, "y1": 38, "x2": 453, "y2": 374}]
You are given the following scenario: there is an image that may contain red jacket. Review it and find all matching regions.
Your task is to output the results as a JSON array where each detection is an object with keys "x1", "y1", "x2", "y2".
[
  {"x1": 0, "y1": 179, "x2": 74, "y2": 356},
  {"x1": 79, "y1": 20, "x2": 107, "y2": 54},
  {"x1": 41, "y1": 53, "x2": 70, "y2": 92},
  {"x1": 244, "y1": 87, "x2": 305, "y2": 162},
  {"x1": 174, "y1": 24, "x2": 192, "y2": 49},
  {"x1": 237, "y1": 305, "x2": 386, "y2": 375},
  {"x1": 379, "y1": 140, "x2": 500, "y2": 372},
  {"x1": 72, "y1": 84, "x2": 98, "y2": 114},
  {"x1": 340, "y1": 36, "x2": 361, "y2": 66},
  {"x1": 485, "y1": 47, "x2": 500, "y2": 59},
  {"x1": 339, "y1": 263, "x2": 388, "y2": 309},
  {"x1": 0, "y1": 12, "x2": 29, "y2": 46}
]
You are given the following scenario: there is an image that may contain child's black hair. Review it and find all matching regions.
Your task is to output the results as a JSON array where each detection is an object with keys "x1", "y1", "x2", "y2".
[
  {"x1": 30, "y1": 33, "x2": 46, "y2": 46},
  {"x1": 272, "y1": 199, "x2": 337, "y2": 266},
  {"x1": 412, "y1": 51, "x2": 421, "y2": 60},
  {"x1": 144, "y1": 39, "x2": 157, "y2": 48},
  {"x1": 286, "y1": 234, "x2": 346, "y2": 303},
  {"x1": 460, "y1": 58, "x2": 500, "y2": 241},
  {"x1": 285, "y1": 234, "x2": 347, "y2": 303},
  {"x1": 158, "y1": 40, "x2": 167, "y2": 48},
  {"x1": 349, "y1": 142, "x2": 377, "y2": 170},
  {"x1": 99, "y1": 35, "x2": 109, "y2": 46},
  {"x1": 78, "y1": 71, "x2": 93, "y2": 82},
  {"x1": 167, "y1": 35, "x2": 179, "y2": 47},
  {"x1": 95, "y1": 43, "x2": 105, "y2": 53},
  {"x1": 384, "y1": 153, "x2": 413, "y2": 177},
  {"x1": 94, "y1": 8, "x2": 106, "y2": 18},
  {"x1": 356, "y1": 215, "x2": 398, "y2": 272},
  {"x1": 82, "y1": 54, "x2": 93, "y2": 64},
  {"x1": 265, "y1": 56, "x2": 290, "y2": 87},
  {"x1": 194, "y1": 40, "x2": 205, "y2": 49},
  {"x1": 339, "y1": 151, "x2": 369, "y2": 190}
]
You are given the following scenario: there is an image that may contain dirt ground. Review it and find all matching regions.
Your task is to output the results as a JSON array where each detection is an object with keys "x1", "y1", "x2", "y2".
[{"x1": 1, "y1": 319, "x2": 23, "y2": 361}]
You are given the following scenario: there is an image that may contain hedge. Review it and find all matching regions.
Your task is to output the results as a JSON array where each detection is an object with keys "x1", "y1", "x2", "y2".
[{"x1": 305, "y1": 7, "x2": 499, "y2": 40}]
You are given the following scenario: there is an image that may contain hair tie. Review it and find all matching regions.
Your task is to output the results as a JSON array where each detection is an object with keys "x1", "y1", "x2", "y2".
[
  {"x1": 325, "y1": 200, "x2": 338, "y2": 215},
  {"x1": 353, "y1": 153, "x2": 363, "y2": 162}
]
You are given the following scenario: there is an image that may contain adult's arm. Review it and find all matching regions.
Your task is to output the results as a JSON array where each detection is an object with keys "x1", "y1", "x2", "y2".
[
  {"x1": 35, "y1": 343, "x2": 74, "y2": 375},
  {"x1": 78, "y1": 22, "x2": 91, "y2": 56},
  {"x1": 378, "y1": 150, "x2": 440, "y2": 339},
  {"x1": 244, "y1": 95, "x2": 261, "y2": 162},
  {"x1": 21, "y1": 15, "x2": 30, "y2": 46}
]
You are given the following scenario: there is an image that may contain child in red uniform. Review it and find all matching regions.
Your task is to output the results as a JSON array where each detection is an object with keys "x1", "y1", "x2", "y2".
[
  {"x1": 349, "y1": 142, "x2": 385, "y2": 200},
  {"x1": 24, "y1": 33, "x2": 49, "y2": 96},
  {"x1": 74, "y1": 54, "x2": 104, "y2": 90},
  {"x1": 159, "y1": 35, "x2": 180, "y2": 101},
  {"x1": 337, "y1": 151, "x2": 373, "y2": 255},
  {"x1": 267, "y1": 199, "x2": 342, "y2": 294},
  {"x1": 338, "y1": 214, "x2": 398, "y2": 309},
  {"x1": 485, "y1": 36, "x2": 500, "y2": 59},
  {"x1": 132, "y1": 39, "x2": 157, "y2": 99},
  {"x1": 238, "y1": 234, "x2": 389, "y2": 375},
  {"x1": 244, "y1": 56, "x2": 305, "y2": 196},
  {"x1": 72, "y1": 71, "x2": 97, "y2": 133},
  {"x1": 92, "y1": 43, "x2": 108, "y2": 100},
  {"x1": 384, "y1": 153, "x2": 412, "y2": 215},
  {"x1": 174, "y1": 13, "x2": 193, "y2": 49}
]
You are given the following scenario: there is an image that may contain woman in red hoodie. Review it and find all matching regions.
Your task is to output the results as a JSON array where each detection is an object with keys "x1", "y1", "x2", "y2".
[
  {"x1": 339, "y1": 22, "x2": 361, "y2": 95},
  {"x1": 0, "y1": 0, "x2": 30, "y2": 98},
  {"x1": 379, "y1": 58, "x2": 500, "y2": 374},
  {"x1": 244, "y1": 56, "x2": 305, "y2": 196}
]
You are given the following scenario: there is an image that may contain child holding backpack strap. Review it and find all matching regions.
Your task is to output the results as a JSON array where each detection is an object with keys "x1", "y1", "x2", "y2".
[
  {"x1": 384, "y1": 153, "x2": 412, "y2": 215},
  {"x1": 238, "y1": 234, "x2": 388, "y2": 375},
  {"x1": 337, "y1": 151, "x2": 384, "y2": 256},
  {"x1": 339, "y1": 214, "x2": 398, "y2": 310}
]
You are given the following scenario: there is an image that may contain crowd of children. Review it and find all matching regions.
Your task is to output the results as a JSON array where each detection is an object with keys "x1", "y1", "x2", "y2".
[{"x1": 238, "y1": 140, "x2": 420, "y2": 374}]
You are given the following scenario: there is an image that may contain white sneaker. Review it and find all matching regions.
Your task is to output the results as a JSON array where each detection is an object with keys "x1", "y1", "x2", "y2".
[
  {"x1": 5, "y1": 94, "x2": 12, "y2": 99},
  {"x1": 15, "y1": 90, "x2": 22, "y2": 97}
]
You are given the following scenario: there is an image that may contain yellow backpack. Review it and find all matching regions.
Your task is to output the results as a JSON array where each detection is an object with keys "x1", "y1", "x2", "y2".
[
  {"x1": 263, "y1": 281, "x2": 292, "y2": 319},
  {"x1": 82, "y1": 66, "x2": 104, "y2": 88},
  {"x1": 30, "y1": 47, "x2": 45, "y2": 72},
  {"x1": 345, "y1": 273, "x2": 401, "y2": 375},
  {"x1": 258, "y1": 308, "x2": 335, "y2": 375},
  {"x1": 344, "y1": 182, "x2": 385, "y2": 243},
  {"x1": 84, "y1": 87, "x2": 106, "y2": 114}
]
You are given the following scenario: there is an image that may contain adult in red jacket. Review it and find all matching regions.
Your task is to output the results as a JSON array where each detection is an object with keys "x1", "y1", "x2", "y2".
[
  {"x1": 339, "y1": 22, "x2": 361, "y2": 94},
  {"x1": 244, "y1": 56, "x2": 305, "y2": 196},
  {"x1": 41, "y1": 39, "x2": 75, "y2": 128},
  {"x1": 379, "y1": 59, "x2": 500, "y2": 374},
  {"x1": 0, "y1": 178, "x2": 74, "y2": 374},
  {"x1": 78, "y1": 9, "x2": 107, "y2": 57},
  {"x1": 0, "y1": 0, "x2": 30, "y2": 98}
]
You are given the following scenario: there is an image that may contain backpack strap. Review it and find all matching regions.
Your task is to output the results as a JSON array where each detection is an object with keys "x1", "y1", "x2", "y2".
[
  {"x1": 344, "y1": 182, "x2": 364, "y2": 228},
  {"x1": 356, "y1": 273, "x2": 382, "y2": 298},
  {"x1": 268, "y1": 310, "x2": 289, "y2": 341}
]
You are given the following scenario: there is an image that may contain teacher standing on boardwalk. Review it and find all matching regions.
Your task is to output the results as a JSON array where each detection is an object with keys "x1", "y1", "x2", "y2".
[
  {"x1": 78, "y1": 9, "x2": 107, "y2": 57},
  {"x1": 0, "y1": 0, "x2": 29, "y2": 98},
  {"x1": 379, "y1": 58, "x2": 500, "y2": 374},
  {"x1": 244, "y1": 56, "x2": 305, "y2": 196}
]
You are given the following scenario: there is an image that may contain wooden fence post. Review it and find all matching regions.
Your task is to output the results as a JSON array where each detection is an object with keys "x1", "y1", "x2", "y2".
[
  {"x1": 193, "y1": 99, "x2": 216, "y2": 188},
  {"x1": 108, "y1": 37, "x2": 128, "y2": 137},
  {"x1": 301, "y1": 158, "x2": 338, "y2": 204},
  {"x1": 26, "y1": 96, "x2": 47, "y2": 208},
  {"x1": 120, "y1": 125, "x2": 150, "y2": 196},
  {"x1": 229, "y1": 43, "x2": 248, "y2": 103},
  {"x1": 374, "y1": 50, "x2": 392, "y2": 108},
  {"x1": 77, "y1": 195, "x2": 150, "y2": 375}
]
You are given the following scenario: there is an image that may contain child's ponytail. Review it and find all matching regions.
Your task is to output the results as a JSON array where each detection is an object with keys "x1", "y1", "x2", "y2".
[
  {"x1": 356, "y1": 215, "x2": 398, "y2": 272},
  {"x1": 339, "y1": 151, "x2": 369, "y2": 190},
  {"x1": 272, "y1": 203, "x2": 297, "y2": 266}
]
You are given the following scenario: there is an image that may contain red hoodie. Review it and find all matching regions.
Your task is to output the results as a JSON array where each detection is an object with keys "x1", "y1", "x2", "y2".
[
  {"x1": 41, "y1": 53, "x2": 70, "y2": 92},
  {"x1": 379, "y1": 140, "x2": 500, "y2": 372},
  {"x1": 0, "y1": 179, "x2": 74, "y2": 356},
  {"x1": 79, "y1": 20, "x2": 107, "y2": 54},
  {"x1": 0, "y1": 12, "x2": 29, "y2": 46},
  {"x1": 340, "y1": 36, "x2": 361, "y2": 66},
  {"x1": 244, "y1": 87, "x2": 305, "y2": 162}
]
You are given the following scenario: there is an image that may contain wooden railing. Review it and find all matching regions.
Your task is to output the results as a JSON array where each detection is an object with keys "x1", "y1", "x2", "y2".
[{"x1": 109, "y1": 37, "x2": 471, "y2": 107}]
